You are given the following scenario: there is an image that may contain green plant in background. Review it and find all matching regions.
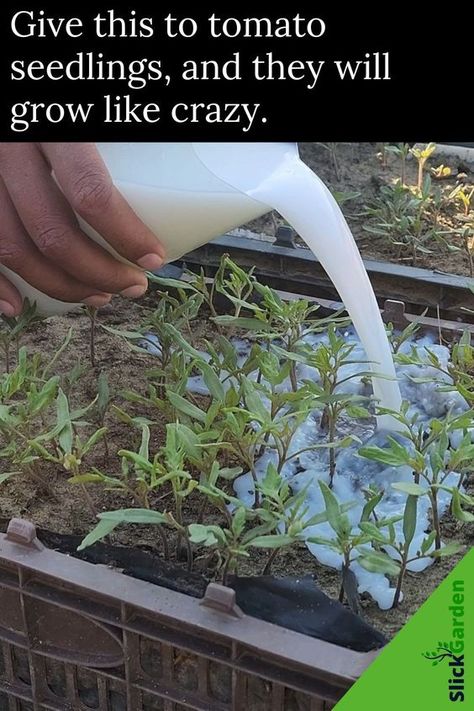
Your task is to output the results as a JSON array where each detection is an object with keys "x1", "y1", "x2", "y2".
[
  {"x1": 358, "y1": 492, "x2": 461, "y2": 608},
  {"x1": 29, "y1": 388, "x2": 107, "y2": 514},
  {"x1": 164, "y1": 353, "x2": 335, "y2": 507},
  {"x1": 410, "y1": 142, "x2": 437, "y2": 191},
  {"x1": 105, "y1": 282, "x2": 203, "y2": 398},
  {"x1": 0, "y1": 328, "x2": 75, "y2": 493},
  {"x1": 307, "y1": 481, "x2": 393, "y2": 611},
  {"x1": 0, "y1": 348, "x2": 58, "y2": 492},
  {"x1": 364, "y1": 177, "x2": 459, "y2": 265},
  {"x1": 447, "y1": 186, "x2": 474, "y2": 276},
  {"x1": 450, "y1": 185, "x2": 473, "y2": 218},
  {"x1": 215, "y1": 291, "x2": 347, "y2": 394},
  {"x1": 316, "y1": 142, "x2": 341, "y2": 180},
  {"x1": 274, "y1": 324, "x2": 372, "y2": 486},
  {"x1": 73, "y1": 422, "x2": 201, "y2": 565},
  {"x1": 331, "y1": 190, "x2": 361, "y2": 208},
  {"x1": 396, "y1": 333, "x2": 474, "y2": 407},
  {"x1": 431, "y1": 164, "x2": 452, "y2": 180},
  {"x1": 386, "y1": 143, "x2": 410, "y2": 185},
  {"x1": 385, "y1": 317, "x2": 421, "y2": 355},
  {"x1": 359, "y1": 403, "x2": 474, "y2": 549},
  {"x1": 0, "y1": 300, "x2": 43, "y2": 372}
]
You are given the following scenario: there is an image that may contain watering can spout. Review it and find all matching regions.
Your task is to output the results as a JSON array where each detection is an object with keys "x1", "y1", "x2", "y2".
[{"x1": 192, "y1": 142, "x2": 300, "y2": 200}]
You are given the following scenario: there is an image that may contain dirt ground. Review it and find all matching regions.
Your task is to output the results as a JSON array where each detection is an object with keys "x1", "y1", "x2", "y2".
[
  {"x1": 0, "y1": 291, "x2": 472, "y2": 641},
  {"x1": 248, "y1": 142, "x2": 474, "y2": 276}
]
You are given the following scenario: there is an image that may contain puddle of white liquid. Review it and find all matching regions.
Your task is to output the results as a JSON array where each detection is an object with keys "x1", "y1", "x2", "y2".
[{"x1": 171, "y1": 330, "x2": 467, "y2": 610}]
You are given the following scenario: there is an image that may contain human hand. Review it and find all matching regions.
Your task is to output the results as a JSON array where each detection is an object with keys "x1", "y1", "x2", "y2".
[{"x1": 0, "y1": 142, "x2": 165, "y2": 316}]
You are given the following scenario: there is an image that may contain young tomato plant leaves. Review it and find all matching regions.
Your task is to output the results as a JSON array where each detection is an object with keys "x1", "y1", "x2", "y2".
[
  {"x1": 451, "y1": 488, "x2": 474, "y2": 523},
  {"x1": 403, "y1": 495, "x2": 418, "y2": 549},
  {"x1": 357, "y1": 550, "x2": 400, "y2": 576},
  {"x1": 167, "y1": 391, "x2": 207, "y2": 423},
  {"x1": 392, "y1": 481, "x2": 427, "y2": 497}
]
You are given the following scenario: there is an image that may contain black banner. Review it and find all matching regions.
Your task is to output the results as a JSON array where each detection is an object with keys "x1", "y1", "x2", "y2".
[{"x1": 0, "y1": 3, "x2": 471, "y2": 141}]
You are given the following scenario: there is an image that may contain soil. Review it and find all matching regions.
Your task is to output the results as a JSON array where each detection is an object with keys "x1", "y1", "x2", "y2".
[
  {"x1": 0, "y1": 292, "x2": 472, "y2": 643},
  {"x1": 247, "y1": 142, "x2": 474, "y2": 277}
]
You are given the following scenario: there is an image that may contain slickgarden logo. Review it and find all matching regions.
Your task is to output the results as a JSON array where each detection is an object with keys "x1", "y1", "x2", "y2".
[
  {"x1": 333, "y1": 551, "x2": 472, "y2": 710},
  {"x1": 422, "y1": 579, "x2": 466, "y2": 703}
]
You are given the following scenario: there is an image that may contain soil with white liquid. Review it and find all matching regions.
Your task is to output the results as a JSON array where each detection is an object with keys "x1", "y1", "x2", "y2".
[
  {"x1": 247, "y1": 142, "x2": 474, "y2": 277},
  {"x1": 0, "y1": 294, "x2": 472, "y2": 640}
]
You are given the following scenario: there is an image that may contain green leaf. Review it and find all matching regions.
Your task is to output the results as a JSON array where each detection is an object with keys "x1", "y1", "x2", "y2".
[
  {"x1": 403, "y1": 495, "x2": 417, "y2": 547},
  {"x1": 217, "y1": 466, "x2": 243, "y2": 480},
  {"x1": 212, "y1": 316, "x2": 271, "y2": 332},
  {"x1": 174, "y1": 423, "x2": 201, "y2": 461},
  {"x1": 139, "y1": 425, "x2": 150, "y2": 461},
  {"x1": 361, "y1": 490, "x2": 383, "y2": 522},
  {"x1": 102, "y1": 325, "x2": 146, "y2": 340},
  {"x1": 451, "y1": 488, "x2": 474, "y2": 523},
  {"x1": 30, "y1": 376, "x2": 59, "y2": 414},
  {"x1": 357, "y1": 550, "x2": 400, "y2": 576},
  {"x1": 99, "y1": 509, "x2": 168, "y2": 525},
  {"x1": 147, "y1": 274, "x2": 197, "y2": 290},
  {"x1": 56, "y1": 389, "x2": 73, "y2": 454},
  {"x1": 77, "y1": 518, "x2": 119, "y2": 551},
  {"x1": 241, "y1": 380, "x2": 269, "y2": 424},
  {"x1": 161, "y1": 323, "x2": 203, "y2": 359},
  {"x1": 420, "y1": 531, "x2": 437, "y2": 555},
  {"x1": 318, "y1": 481, "x2": 341, "y2": 532},
  {"x1": 82, "y1": 427, "x2": 107, "y2": 456},
  {"x1": 359, "y1": 438, "x2": 410, "y2": 467},
  {"x1": 232, "y1": 507, "x2": 247, "y2": 538},
  {"x1": 167, "y1": 391, "x2": 207, "y2": 423},
  {"x1": 358, "y1": 445, "x2": 404, "y2": 466},
  {"x1": 392, "y1": 481, "x2": 428, "y2": 496},
  {"x1": 97, "y1": 371, "x2": 110, "y2": 417},
  {"x1": 358, "y1": 521, "x2": 388, "y2": 543},
  {"x1": 346, "y1": 405, "x2": 371, "y2": 419},
  {"x1": 431, "y1": 542, "x2": 462, "y2": 558},
  {"x1": 0, "y1": 472, "x2": 17, "y2": 485},
  {"x1": 306, "y1": 535, "x2": 340, "y2": 550},
  {"x1": 198, "y1": 361, "x2": 225, "y2": 401},
  {"x1": 250, "y1": 534, "x2": 294, "y2": 548},
  {"x1": 43, "y1": 327, "x2": 73, "y2": 378},
  {"x1": 188, "y1": 523, "x2": 224, "y2": 546},
  {"x1": 118, "y1": 450, "x2": 153, "y2": 473}
]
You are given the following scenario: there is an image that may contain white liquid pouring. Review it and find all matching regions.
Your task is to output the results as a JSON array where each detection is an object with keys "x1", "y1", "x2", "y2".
[
  {"x1": 193, "y1": 143, "x2": 402, "y2": 429},
  {"x1": 0, "y1": 142, "x2": 401, "y2": 427}
]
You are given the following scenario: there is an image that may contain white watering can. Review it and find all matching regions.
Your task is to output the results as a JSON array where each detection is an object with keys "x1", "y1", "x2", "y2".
[
  {"x1": 0, "y1": 142, "x2": 281, "y2": 316},
  {"x1": 0, "y1": 142, "x2": 402, "y2": 424}
]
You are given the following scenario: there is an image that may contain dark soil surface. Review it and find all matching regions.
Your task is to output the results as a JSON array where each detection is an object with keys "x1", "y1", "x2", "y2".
[
  {"x1": 1, "y1": 293, "x2": 472, "y2": 641},
  {"x1": 247, "y1": 142, "x2": 474, "y2": 277}
]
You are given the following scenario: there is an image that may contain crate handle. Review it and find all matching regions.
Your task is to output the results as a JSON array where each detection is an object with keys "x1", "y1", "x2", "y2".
[
  {"x1": 200, "y1": 582, "x2": 244, "y2": 618},
  {"x1": 6, "y1": 518, "x2": 44, "y2": 551}
]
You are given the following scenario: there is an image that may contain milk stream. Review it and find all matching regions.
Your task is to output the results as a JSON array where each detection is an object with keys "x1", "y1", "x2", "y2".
[
  {"x1": 194, "y1": 143, "x2": 402, "y2": 429},
  {"x1": 248, "y1": 159, "x2": 403, "y2": 430},
  {"x1": 0, "y1": 142, "x2": 402, "y2": 427}
]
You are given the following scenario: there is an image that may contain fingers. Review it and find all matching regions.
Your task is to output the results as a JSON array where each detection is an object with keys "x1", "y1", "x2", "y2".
[
  {"x1": 41, "y1": 143, "x2": 166, "y2": 270},
  {"x1": 0, "y1": 143, "x2": 149, "y2": 297},
  {"x1": 0, "y1": 271, "x2": 23, "y2": 317},
  {"x1": 0, "y1": 178, "x2": 111, "y2": 308}
]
